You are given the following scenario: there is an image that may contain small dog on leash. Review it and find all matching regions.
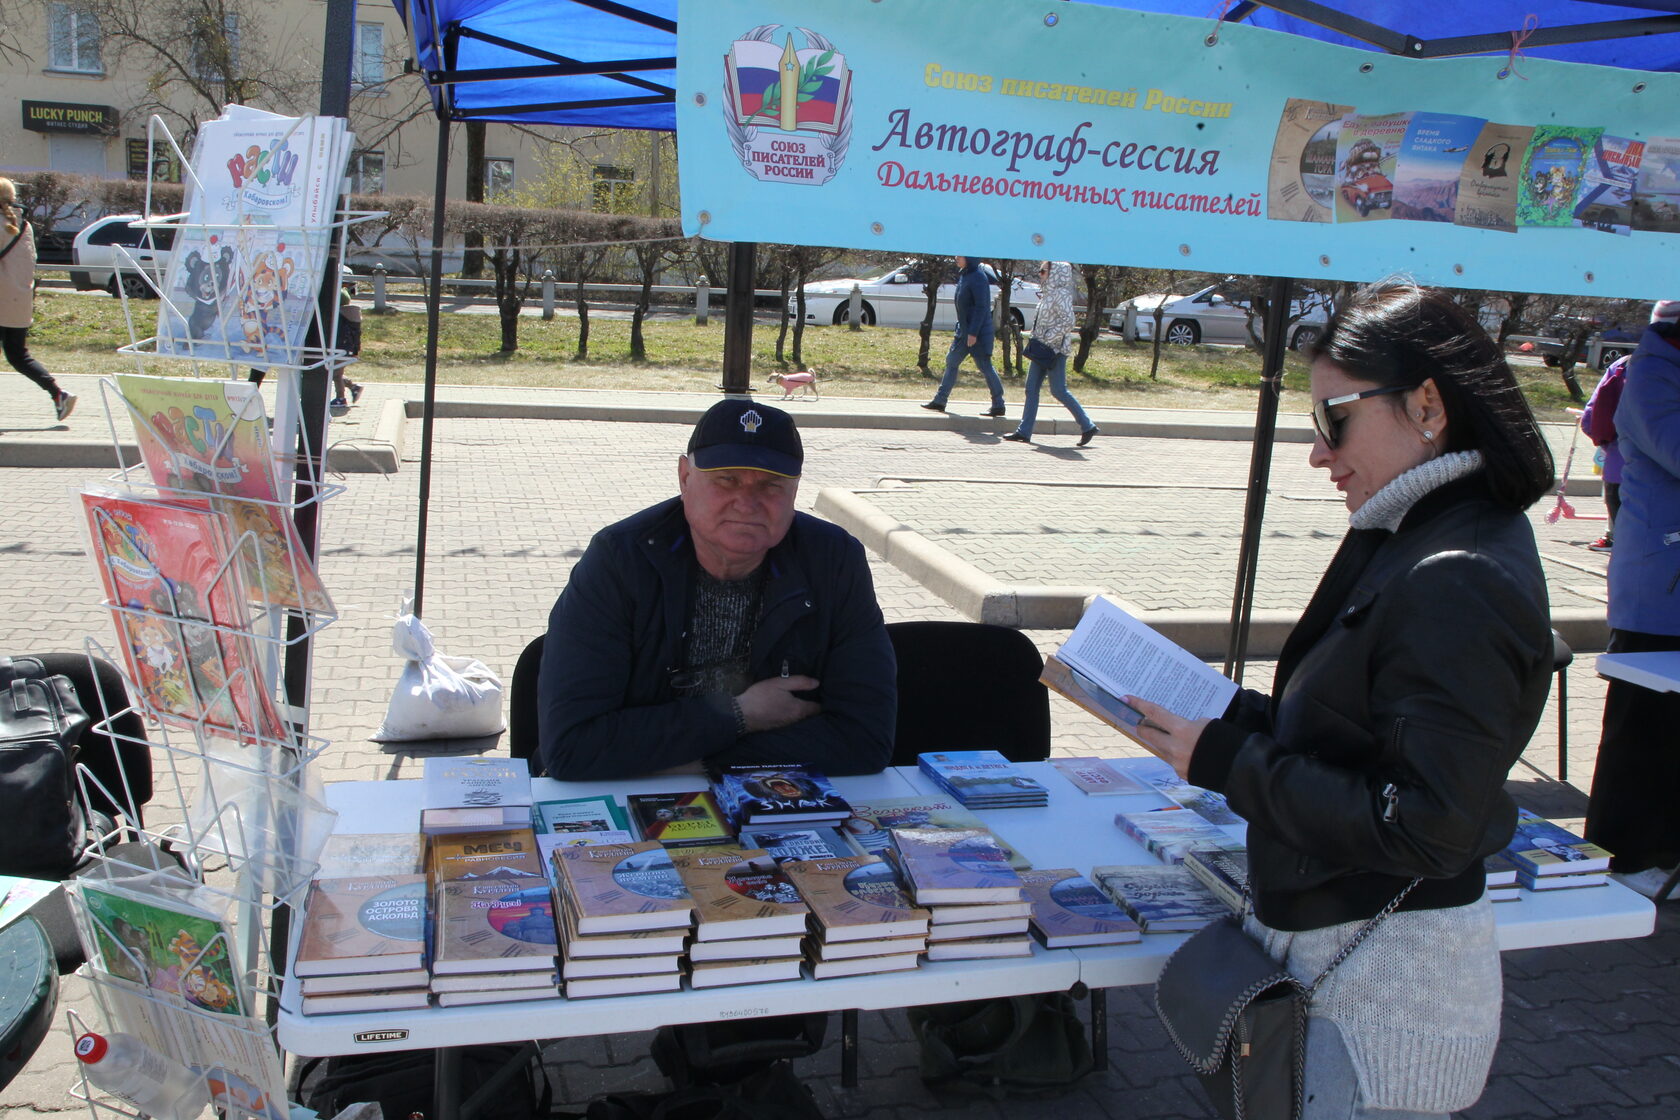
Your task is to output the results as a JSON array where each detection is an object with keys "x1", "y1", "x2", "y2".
[{"x1": 768, "y1": 370, "x2": 820, "y2": 400}]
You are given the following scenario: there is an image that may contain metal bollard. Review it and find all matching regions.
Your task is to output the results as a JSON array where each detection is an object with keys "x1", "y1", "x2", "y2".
[
  {"x1": 542, "y1": 269, "x2": 555, "y2": 320},
  {"x1": 1123, "y1": 303, "x2": 1137, "y2": 341},
  {"x1": 372, "y1": 265, "x2": 387, "y2": 312},
  {"x1": 696, "y1": 275, "x2": 710, "y2": 326},
  {"x1": 847, "y1": 282, "x2": 863, "y2": 330}
]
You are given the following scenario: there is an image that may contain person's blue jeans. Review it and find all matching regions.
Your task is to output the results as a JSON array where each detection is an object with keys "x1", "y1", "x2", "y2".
[
  {"x1": 931, "y1": 335, "x2": 1004, "y2": 410},
  {"x1": 1014, "y1": 351, "x2": 1092, "y2": 437}
]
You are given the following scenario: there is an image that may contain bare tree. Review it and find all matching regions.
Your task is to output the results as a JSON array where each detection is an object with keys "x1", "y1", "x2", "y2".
[
  {"x1": 1072, "y1": 265, "x2": 1126, "y2": 373},
  {"x1": 628, "y1": 226, "x2": 683, "y2": 361},
  {"x1": 910, "y1": 254, "x2": 953, "y2": 376}
]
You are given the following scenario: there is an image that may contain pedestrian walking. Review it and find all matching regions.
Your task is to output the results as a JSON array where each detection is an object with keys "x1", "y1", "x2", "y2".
[
  {"x1": 922, "y1": 256, "x2": 1005, "y2": 417},
  {"x1": 1579, "y1": 354, "x2": 1625, "y2": 551},
  {"x1": 0, "y1": 177, "x2": 75, "y2": 422},
  {"x1": 1003, "y1": 261, "x2": 1097, "y2": 446}
]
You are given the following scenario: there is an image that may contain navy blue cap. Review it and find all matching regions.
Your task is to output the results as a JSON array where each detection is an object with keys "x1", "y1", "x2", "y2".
[{"x1": 687, "y1": 399, "x2": 803, "y2": 477}]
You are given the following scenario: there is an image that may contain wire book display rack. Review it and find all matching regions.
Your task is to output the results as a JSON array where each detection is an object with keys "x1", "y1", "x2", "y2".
[{"x1": 52, "y1": 113, "x2": 377, "y2": 1120}]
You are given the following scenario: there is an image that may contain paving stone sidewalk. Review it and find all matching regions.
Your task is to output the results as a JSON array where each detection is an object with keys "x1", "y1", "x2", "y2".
[{"x1": 0, "y1": 374, "x2": 1670, "y2": 1120}]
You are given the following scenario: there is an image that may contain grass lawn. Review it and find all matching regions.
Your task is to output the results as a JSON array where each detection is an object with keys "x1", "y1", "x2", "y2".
[{"x1": 27, "y1": 290, "x2": 1587, "y2": 422}]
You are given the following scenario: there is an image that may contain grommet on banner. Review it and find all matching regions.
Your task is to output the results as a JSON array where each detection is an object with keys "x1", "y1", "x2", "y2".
[
  {"x1": 694, "y1": 93, "x2": 706, "y2": 106},
  {"x1": 1359, "y1": 62, "x2": 1374, "y2": 74},
  {"x1": 1319, "y1": 255, "x2": 1332, "y2": 267},
  {"x1": 1584, "y1": 271, "x2": 1596, "y2": 284},
  {"x1": 871, "y1": 222, "x2": 884, "y2": 235},
  {"x1": 1633, "y1": 81, "x2": 1647, "y2": 93},
  {"x1": 1454, "y1": 264, "x2": 1465, "y2": 276},
  {"x1": 1204, "y1": 0, "x2": 1235, "y2": 46},
  {"x1": 1032, "y1": 233, "x2": 1045, "y2": 246},
  {"x1": 1044, "y1": 13, "x2": 1059, "y2": 27},
  {"x1": 1179, "y1": 244, "x2": 1192, "y2": 256}
]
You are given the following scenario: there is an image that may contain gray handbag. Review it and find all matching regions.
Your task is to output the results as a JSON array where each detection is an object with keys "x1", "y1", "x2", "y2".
[{"x1": 1154, "y1": 881, "x2": 1418, "y2": 1120}]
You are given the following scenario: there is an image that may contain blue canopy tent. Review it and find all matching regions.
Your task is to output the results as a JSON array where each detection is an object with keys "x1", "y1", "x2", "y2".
[{"x1": 389, "y1": 0, "x2": 1680, "y2": 671}]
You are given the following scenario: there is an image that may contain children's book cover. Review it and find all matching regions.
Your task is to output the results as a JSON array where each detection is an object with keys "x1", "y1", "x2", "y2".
[
  {"x1": 1267, "y1": 99, "x2": 1352, "y2": 223},
  {"x1": 1631, "y1": 135, "x2": 1680, "y2": 234},
  {"x1": 1573, "y1": 135, "x2": 1644, "y2": 235},
  {"x1": 1454, "y1": 121, "x2": 1533, "y2": 233},
  {"x1": 114, "y1": 372, "x2": 333, "y2": 614},
  {"x1": 1334, "y1": 112, "x2": 1410, "y2": 223},
  {"x1": 1518, "y1": 125, "x2": 1602, "y2": 227},
  {"x1": 1390, "y1": 112, "x2": 1485, "y2": 223},
  {"x1": 74, "y1": 879, "x2": 246, "y2": 1015},
  {"x1": 82, "y1": 488, "x2": 283, "y2": 740}
]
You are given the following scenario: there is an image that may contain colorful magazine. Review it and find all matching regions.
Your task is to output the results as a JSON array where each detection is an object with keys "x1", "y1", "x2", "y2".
[
  {"x1": 1574, "y1": 135, "x2": 1644, "y2": 235},
  {"x1": 1267, "y1": 98, "x2": 1352, "y2": 224},
  {"x1": 114, "y1": 372, "x2": 333, "y2": 614},
  {"x1": 1632, "y1": 135, "x2": 1680, "y2": 234},
  {"x1": 1517, "y1": 125, "x2": 1602, "y2": 227},
  {"x1": 82, "y1": 487, "x2": 283, "y2": 740},
  {"x1": 1390, "y1": 111, "x2": 1485, "y2": 223},
  {"x1": 1334, "y1": 112, "x2": 1409, "y2": 223},
  {"x1": 73, "y1": 877, "x2": 246, "y2": 1016}
]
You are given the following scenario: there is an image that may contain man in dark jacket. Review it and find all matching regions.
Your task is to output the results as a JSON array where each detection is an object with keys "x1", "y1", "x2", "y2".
[
  {"x1": 923, "y1": 256, "x2": 1007, "y2": 417},
  {"x1": 538, "y1": 399, "x2": 897, "y2": 780}
]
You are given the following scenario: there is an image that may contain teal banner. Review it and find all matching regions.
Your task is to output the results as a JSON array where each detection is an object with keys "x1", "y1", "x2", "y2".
[{"x1": 676, "y1": 0, "x2": 1680, "y2": 299}]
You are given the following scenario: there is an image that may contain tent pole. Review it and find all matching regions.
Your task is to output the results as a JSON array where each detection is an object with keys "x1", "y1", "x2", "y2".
[
  {"x1": 1224, "y1": 276, "x2": 1293, "y2": 683},
  {"x1": 720, "y1": 241, "x2": 755, "y2": 393},
  {"x1": 413, "y1": 115, "x2": 451, "y2": 618}
]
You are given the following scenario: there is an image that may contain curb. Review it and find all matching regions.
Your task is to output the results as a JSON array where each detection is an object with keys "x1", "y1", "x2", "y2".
[{"x1": 818, "y1": 485, "x2": 1613, "y2": 654}]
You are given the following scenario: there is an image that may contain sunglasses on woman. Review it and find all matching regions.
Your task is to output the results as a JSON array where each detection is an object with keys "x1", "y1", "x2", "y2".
[{"x1": 1311, "y1": 384, "x2": 1410, "y2": 449}]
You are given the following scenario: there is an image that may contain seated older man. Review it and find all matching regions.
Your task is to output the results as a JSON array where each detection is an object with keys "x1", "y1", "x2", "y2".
[{"x1": 538, "y1": 399, "x2": 896, "y2": 780}]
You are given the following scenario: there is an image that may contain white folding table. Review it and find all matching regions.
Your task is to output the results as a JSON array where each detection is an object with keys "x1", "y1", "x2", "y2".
[{"x1": 275, "y1": 765, "x2": 1655, "y2": 1116}]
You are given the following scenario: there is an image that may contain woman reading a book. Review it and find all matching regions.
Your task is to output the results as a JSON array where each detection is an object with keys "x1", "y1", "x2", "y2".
[{"x1": 1127, "y1": 281, "x2": 1554, "y2": 1119}]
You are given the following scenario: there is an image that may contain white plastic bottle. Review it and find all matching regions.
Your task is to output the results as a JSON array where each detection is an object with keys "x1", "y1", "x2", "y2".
[{"x1": 74, "y1": 1031, "x2": 209, "y2": 1120}]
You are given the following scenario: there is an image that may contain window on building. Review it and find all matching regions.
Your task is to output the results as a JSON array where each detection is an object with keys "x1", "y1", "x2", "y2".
[
  {"x1": 48, "y1": 3, "x2": 103, "y2": 74},
  {"x1": 485, "y1": 158, "x2": 514, "y2": 202},
  {"x1": 190, "y1": 12, "x2": 239, "y2": 82},
  {"x1": 349, "y1": 150, "x2": 386, "y2": 194},
  {"x1": 353, "y1": 22, "x2": 384, "y2": 89},
  {"x1": 592, "y1": 164, "x2": 635, "y2": 212}
]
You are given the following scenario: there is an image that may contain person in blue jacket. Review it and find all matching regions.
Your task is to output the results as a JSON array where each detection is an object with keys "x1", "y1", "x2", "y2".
[
  {"x1": 1586, "y1": 299, "x2": 1680, "y2": 897},
  {"x1": 922, "y1": 256, "x2": 1006, "y2": 417},
  {"x1": 537, "y1": 398, "x2": 896, "y2": 780}
]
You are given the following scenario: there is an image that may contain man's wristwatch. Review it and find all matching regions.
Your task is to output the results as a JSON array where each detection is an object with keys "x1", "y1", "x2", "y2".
[{"x1": 731, "y1": 697, "x2": 748, "y2": 737}]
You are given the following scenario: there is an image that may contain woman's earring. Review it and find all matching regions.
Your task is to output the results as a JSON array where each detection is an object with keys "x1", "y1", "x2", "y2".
[{"x1": 1423, "y1": 430, "x2": 1435, "y2": 441}]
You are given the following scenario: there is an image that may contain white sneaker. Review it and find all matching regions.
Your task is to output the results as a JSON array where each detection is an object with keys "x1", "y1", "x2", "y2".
[{"x1": 1611, "y1": 866, "x2": 1680, "y2": 899}]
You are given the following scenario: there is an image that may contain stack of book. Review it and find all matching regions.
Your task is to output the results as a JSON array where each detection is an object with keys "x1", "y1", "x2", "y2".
[
  {"x1": 1018, "y1": 868, "x2": 1142, "y2": 948},
  {"x1": 1502, "y1": 808, "x2": 1612, "y2": 891},
  {"x1": 887, "y1": 828, "x2": 1031, "y2": 961},
  {"x1": 1484, "y1": 853, "x2": 1522, "y2": 903},
  {"x1": 1092, "y1": 864, "x2": 1227, "y2": 933},
  {"x1": 782, "y1": 855, "x2": 930, "y2": 978},
  {"x1": 670, "y1": 846, "x2": 808, "y2": 988},
  {"x1": 736, "y1": 825, "x2": 860, "y2": 863},
  {"x1": 421, "y1": 757, "x2": 533, "y2": 835},
  {"x1": 550, "y1": 841, "x2": 693, "y2": 997},
  {"x1": 626, "y1": 791, "x2": 733, "y2": 848},
  {"x1": 295, "y1": 874, "x2": 431, "y2": 1015},
  {"x1": 1116, "y1": 806, "x2": 1245, "y2": 865},
  {"x1": 1182, "y1": 847, "x2": 1249, "y2": 914},
  {"x1": 916, "y1": 750, "x2": 1050, "y2": 809},
  {"x1": 710, "y1": 764, "x2": 853, "y2": 830},
  {"x1": 428, "y1": 828, "x2": 558, "y2": 1006}
]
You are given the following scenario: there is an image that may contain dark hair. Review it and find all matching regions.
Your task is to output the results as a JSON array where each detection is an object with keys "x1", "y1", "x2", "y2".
[{"x1": 1311, "y1": 280, "x2": 1554, "y2": 509}]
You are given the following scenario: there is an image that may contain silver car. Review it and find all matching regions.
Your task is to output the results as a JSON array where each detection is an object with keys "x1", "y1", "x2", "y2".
[
  {"x1": 794, "y1": 262, "x2": 1039, "y2": 330},
  {"x1": 1111, "y1": 281, "x2": 1331, "y2": 351}
]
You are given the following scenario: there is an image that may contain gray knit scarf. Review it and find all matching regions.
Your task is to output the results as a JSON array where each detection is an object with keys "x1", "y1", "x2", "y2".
[{"x1": 1349, "y1": 450, "x2": 1484, "y2": 532}]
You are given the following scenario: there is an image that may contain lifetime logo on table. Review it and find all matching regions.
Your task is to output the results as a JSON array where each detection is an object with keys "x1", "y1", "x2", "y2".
[{"x1": 722, "y1": 26, "x2": 853, "y2": 185}]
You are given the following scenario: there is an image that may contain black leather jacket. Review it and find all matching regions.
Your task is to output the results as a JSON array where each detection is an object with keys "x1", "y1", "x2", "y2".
[{"x1": 1190, "y1": 475, "x2": 1552, "y2": 932}]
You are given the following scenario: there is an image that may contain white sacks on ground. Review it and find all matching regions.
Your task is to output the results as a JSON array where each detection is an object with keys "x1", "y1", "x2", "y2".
[{"x1": 371, "y1": 613, "x2": 507, "y2": 741}]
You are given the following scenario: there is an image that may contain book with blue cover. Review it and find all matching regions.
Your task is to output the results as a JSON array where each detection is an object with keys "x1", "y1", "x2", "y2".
[
  {"x1": 1092, "y1": 864, "x2": 1226, "y2": 933},
  {"x1": 1502, "y1": 808, "x2": 1611, "y2": 878},
  {"x1": 916, "y1": 750, "x2": 1049, "y2": 808},
  {"x1": 1116, "y1": 806, "x2": 1244, "y2": 865},
  {"x1": 708, "y1": 764, "x2": 852, "y2": 826}
]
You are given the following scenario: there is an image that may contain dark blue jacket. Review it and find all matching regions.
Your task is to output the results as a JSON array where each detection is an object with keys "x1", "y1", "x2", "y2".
[
  {"x1": 538, "y1": 497, "x2": 897, "y2": 780},
  {"x1": 1608, "y1": 326, "x2": 1680, "y2": 636},
  {"x1": 953, "y1": 258, "x2": 994, "y2": 345}
]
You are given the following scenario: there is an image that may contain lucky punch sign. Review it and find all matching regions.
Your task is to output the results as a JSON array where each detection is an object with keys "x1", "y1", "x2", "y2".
[{"x1": 676, "y1": 0, "x2": 1680, "y2": 299}]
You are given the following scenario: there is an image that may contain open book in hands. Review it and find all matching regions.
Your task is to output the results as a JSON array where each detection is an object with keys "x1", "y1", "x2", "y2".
[{"x1": 1041, "y1": 597, "x2": 1238, "y2": 742}]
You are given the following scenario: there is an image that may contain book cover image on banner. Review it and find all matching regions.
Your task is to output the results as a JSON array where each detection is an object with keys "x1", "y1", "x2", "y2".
[
  {"x1": 1267, "y1": 99, "x2": 1351, "y2": 223},
  {"x1": 1518, "y1": 125, "x2": 1602, "y2": 228},
  {"x1": 1334, "y1": 112, "x2": 1410, "y2": 223},
  {"x1": 1455, "y1": 122, "x2": 1533, "y2": 233},
  {"x1": 1632, "y1": 137, "x2": 1680, "y2": 234},
  {"x1": 1391, "y1": 112, "x2": 1485, "y2": 223},
  {"x1": 1574, "y1": 136, "x2": 1644, "y2": 235}
]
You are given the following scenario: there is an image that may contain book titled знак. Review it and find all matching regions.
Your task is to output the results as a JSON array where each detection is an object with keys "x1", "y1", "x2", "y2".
[
  {"x1": 1042, "y1": 597, "x2": 1238, "y2": 744},
  {"x1": 708, "y1": 764, "x2": 852, "y2": 827}
]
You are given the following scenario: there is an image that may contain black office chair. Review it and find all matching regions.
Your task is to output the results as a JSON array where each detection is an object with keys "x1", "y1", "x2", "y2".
[
  {"x1": 884, "y1": 621, "x2": 1052, "y2": 768},
  {"x1": 508, "y1": 635, "x2": 546, "y2": 776}
]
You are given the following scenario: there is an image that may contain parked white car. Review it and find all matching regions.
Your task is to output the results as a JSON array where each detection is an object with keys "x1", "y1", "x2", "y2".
[
  {"x1": 1110, "y1": 280, "x2": 1331, "y2": 351},
  {"x1": 793, "y1": 262, "x2": 1039, "y2": 331},
  {"x1": 69, "y1": 214, "x2": 175, "y2": 298}
]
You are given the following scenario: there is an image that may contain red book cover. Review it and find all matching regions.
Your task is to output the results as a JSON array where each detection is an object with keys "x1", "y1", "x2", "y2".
[{"x1": 82, "y1": 486, "x2": 285, "y2": 741}]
